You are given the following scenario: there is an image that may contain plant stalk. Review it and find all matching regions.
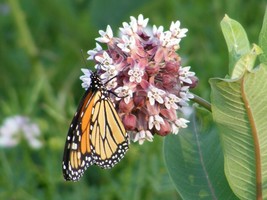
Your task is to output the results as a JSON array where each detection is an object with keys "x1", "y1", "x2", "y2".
[{"x1": 192, "y1": 94, "x2": 212, "y2": 112}]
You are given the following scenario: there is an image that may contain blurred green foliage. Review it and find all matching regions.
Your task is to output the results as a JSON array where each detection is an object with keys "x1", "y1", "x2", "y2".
[{"x1": 0, "y1": 0, "x2": 265, "y2": 199}]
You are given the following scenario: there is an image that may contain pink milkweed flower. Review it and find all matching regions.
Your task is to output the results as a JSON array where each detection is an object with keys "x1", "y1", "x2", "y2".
[
  {"x1": 87, "y1": 43, "x2": 103, "y2": 60},
  {"x1": 95, "y1": 25, "x2": 114, "y2": 43},
  {"x1": 169, "y1": 20, "x2": 188, "y2": 39},
  {"x1": 128, "y1": 65, "x2": 144, "y2": 83},
  {"x1": 147, "y1": 85, "x2": 166, "y2": 105},
  {"x1": 81, "y1": 14, "x2": 197, "y2": 144},
  {"x1": 131, "y1": 130, "x2": 153, "y2": 145}
]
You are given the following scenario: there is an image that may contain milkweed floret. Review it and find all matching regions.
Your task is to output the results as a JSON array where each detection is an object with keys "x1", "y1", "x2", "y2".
[{"x1": 82, "y1": 14, "x2": 197, "y2": 145}]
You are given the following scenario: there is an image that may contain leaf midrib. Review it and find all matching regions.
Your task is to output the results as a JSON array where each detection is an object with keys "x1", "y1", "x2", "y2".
[{"x1": 241, "y1": 74, "x2": 262, "y2": 199}]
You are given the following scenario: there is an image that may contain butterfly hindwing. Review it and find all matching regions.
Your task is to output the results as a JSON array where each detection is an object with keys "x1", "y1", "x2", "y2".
[{"x1": 90, "y1": 95, "x2": 128, "y2": 169}]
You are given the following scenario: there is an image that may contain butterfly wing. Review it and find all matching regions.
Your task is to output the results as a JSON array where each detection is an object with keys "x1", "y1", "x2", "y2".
[
  {"x1": 89, "y1": 91, "x2": 129, "y2": 168},
  {"x1": 62, "y1": 88, "x2": 129, "y2": 181},
  {"x1": 62, "y1": 89, "x2": 96, "y2": 181}
]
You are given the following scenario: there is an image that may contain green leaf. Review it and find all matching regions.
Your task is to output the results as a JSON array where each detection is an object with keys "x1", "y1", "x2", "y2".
[
  {"x1": 164, "y1": 108, "x2": 238, "y2": 200},
  {"x1": 259, "y1": 6, "x2": 267, "y2": 64},
  {"x1": 210, "y1": 66, "x2": 267, "y2": 199},
  {"x1": 221, "y1": 15, "x2": 250, "y2": 76},
  {"x1": 231, "y1": 44, "x2": 262, "y2": 79}
]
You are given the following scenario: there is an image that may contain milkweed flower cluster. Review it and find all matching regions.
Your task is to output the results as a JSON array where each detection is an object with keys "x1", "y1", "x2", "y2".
[
  {"x1": 0, "y1": 115, "x2": 42, "y2": 149},
  {"x1": 81, "y1": 14, "x2": 197, "y2": 145}
]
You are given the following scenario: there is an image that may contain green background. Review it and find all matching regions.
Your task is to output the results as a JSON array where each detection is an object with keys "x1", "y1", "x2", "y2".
[{"x1": 0, "y1": 0, "x2": 265, "y2": 199}]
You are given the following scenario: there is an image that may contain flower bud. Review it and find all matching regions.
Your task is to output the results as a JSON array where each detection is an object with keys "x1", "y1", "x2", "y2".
[
  {"x1": 160, "y1": 109, "x2": 177, "y2": 121},
  {"x1": 158, "y1": 120, "x2": 171, "y2": 136},
  {"x1": 164, "y1": 61, "x2": 180, "y2": 74},
  {"x1": 145, "y1": 62, "x2": 160, "y2": 76},
  {"x1": 154, "y1": 48, "x2": 164, "y2": 63},
  {"x1": 136, "y1": 111, "x2": 148, "y2": 130},
  {"x1": 162, "y1": 74, "x2": 177, "y2": 88},
  {"x1": 184, "y1": 76, "x2": 198, "y2": 89},
  {"x1": 122, "y1": 114, "x2": 137, "y2": 130},
  {"x1": 119, "y1": 99, "x2": 134, "y2": 113},
  {"x1": 133, "y1": 94, "x2": 146, "y2": 108}
]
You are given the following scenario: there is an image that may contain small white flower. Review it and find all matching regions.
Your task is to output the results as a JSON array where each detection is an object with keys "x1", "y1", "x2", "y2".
[
  {"x1": 95, "y1": 52, "x2": 118, "y2": 81},
  {"x1": 132, "y1": 130, "x2": 153, "y2": 145},
  {"x1": 119, "y1": 22, "x2": 134, "y2": 36},
  {"x1": 117, "y1": 35, "x2": 135, "y2": 53},
  {"x1": 160, "y1": 31, "x2": 172, "y2": 47},
  {"x1": 169, "y1": 38, "x2": 181, "y2": 48},
  {"x1": 114, "y1": 85, "x2": 133, "y2": 104},
  {"x1": 159, "y1": 31, "x2": 181, "y2": 48},
  {"x1": 171, "y1": 118, "x2": 189, "y2": 134},
  {"x1": 100, "y1": 64, "x2": 118, "y2": 81},
  {"x1": 0, "y1": 117, "x2": 19, "y2": 147},
  {"x1": 23, "y1": 123, "x2": 42, "y2": 149},
  {"x1": 95, "y1": 25, "x2": 113, "y2": 43},
  {"x1": 130, "y1": 14, "x2": 149, "y2": 30},
  {"x1": 164, "y1": 94, "x2": 181, "y2": 109},
  {"x1": 80, "y1": 68, "x2": 92, "y2": 90},
  {"x1": 148, "y1": 115, "x2": 165, "y2": 131},
  {"x1": 0, "y1": 115, "x2": 42, "y2": 149},
  {"x1": 128, "y1": 65, "x2": 144, "y2": 83},
  {"x1": 170, "y1": 20, "x2": 188, "y2": 38},
  {"x1": 171, "y1": 123, "x2": 179, "y2": 135},
  {"x1": 87, "y1": 43, "x2": 102, "y2": 60},
  {"x1": 153, "y1": 25, "x2": 164, "y2": 38},
  {"x1": 179, "y1": 66, "x2": 195, "y2": 84},
  {"x1": 180, "y1": 86, "x2": 194, "y2": 102},
  {"x1": 95, "y1": 51, "x2": 113, "y2": 69},
  {"x1": 147, "y1": 86, "x2": 166, "y2": 105},
  {"x1": 176, "y1": 118, "x2": 189, "y2": 128},
  {"x1": 0, "y1": 134, "x2": 18, "y2": 147},
  {"x1": 106, "y1": 78, "x2": 118, "y2": 90}
]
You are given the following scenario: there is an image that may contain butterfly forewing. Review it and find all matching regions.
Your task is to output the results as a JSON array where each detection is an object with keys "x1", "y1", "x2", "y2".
[
  {"x1": 62, "y1": 89, "x2": 95, "y2": 181},
  {"x1": 62, "y1": 72, "x2": 129, "y2": 181}
]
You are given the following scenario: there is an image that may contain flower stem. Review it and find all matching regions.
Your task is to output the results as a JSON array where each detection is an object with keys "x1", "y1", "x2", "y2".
[{"x1": 192, "y1": 94, "x2": 211, "y2": 112}]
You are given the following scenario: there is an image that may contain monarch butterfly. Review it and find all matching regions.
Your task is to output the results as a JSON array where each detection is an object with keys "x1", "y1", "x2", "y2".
[{"x1": 62, "y1": 70, "x2": 129, "y2": 181}]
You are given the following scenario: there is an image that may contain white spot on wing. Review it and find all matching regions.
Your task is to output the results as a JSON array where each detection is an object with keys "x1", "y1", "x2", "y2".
[
  {"x1": 77, "y1": 152, "x2": 81, "y2": 159},
  {"x1": 80, "y1": 112, "x2": 84, "y2": 117},
  {"x1": 71, "y1": 143, "x2": 78, "y2": 150}
]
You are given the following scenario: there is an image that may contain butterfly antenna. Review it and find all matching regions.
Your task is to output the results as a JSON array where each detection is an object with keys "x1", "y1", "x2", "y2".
[{"x1": 80, "y1": 49, "x2": 88, "y2": 68}]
